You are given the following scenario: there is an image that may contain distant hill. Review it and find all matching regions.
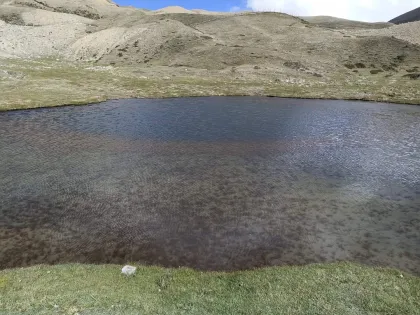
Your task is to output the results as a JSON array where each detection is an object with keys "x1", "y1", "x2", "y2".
[
  {"x1": 389, "y1": 7, "x2": 420, "y2": 24},
  {"x1": 302, "y1": 16, "x2": 391, "y2": 29},
  {"x1": 0, "y1": 0, "x2": 126, "y2": 19},
  {"x1": 0, "y1": 0, "x2": 420, "y2": 72}
]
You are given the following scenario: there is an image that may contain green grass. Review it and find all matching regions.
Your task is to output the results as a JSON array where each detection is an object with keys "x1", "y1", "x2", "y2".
[
  {"x1": 0, "y1": 263, "x2": 419, "y2": 314},
  {"x1": 0, "y1": 59, "x2": 262, "y2": 111},
  {"x1": 1, "y1": 59, "x2": 419, "y2": 111}
]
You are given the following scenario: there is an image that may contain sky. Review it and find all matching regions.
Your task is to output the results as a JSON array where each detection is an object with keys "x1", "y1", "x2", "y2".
[{"x1": 114, "y1": 0, "x2": 419, "y2": 22}]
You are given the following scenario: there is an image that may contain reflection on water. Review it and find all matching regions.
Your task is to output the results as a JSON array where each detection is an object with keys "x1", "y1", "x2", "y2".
[{"x1": 0, "y1": 97, "x2": 419, "y2": 274}]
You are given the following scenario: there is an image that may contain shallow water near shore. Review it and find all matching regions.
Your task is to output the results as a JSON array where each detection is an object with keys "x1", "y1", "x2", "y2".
[{"x1": 0, "y1": 97, "x2": 419, "y2": 274}]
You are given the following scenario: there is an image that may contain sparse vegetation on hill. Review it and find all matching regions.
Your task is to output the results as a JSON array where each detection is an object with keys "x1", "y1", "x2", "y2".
[
  {"x1": 301, "y1": 16, "x2": 391, "y2": 29},
  {"x1": 1, "y1": 1, "x2": 420, "y2": 109}
]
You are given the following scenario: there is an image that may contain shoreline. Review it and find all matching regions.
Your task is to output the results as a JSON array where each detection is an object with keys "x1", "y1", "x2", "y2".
[
  {"x1": 1, "y1": 59, "x2": 420, "y2": 112},
  {"x1": 2, "y1": 93, "x2": 420, "y2": 113},
  {"x1": 1, "y1": 262, "x2": 419, "y2": 314},
  {"x1": 2, "y1": 261, "x2": 419, "y2": 276}
]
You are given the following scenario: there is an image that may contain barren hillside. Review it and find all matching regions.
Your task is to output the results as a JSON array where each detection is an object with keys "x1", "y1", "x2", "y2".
[
  {"x1": 1, "y1": 0, "x2": 420, "y2": 110},
  {"x1": 0, "y1": 0, "x2": 128, "y2": 19},
  {"x1": 301, "y1": 16, "x2": 391, "y2": 29}
]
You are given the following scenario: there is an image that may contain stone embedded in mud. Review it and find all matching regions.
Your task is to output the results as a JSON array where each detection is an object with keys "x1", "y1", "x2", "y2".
[
  {"x1": 370, "y1": 69, "x2": 384, "y2": 75},
  {"x1": 284, "y1": 61, "x2": 308, "y2": 71},
  {"x1": 354, "y1": 63, "x2": 366, "y2": 69},
  {"x1": 0, "y1": 70, "x2": 24, "y2": 79},
  {"x1": 403, "y1": 73, "x2": 420, "y2": 80},
  {"x1": 122, "y1": 265, "x2": 137, "y2": 276}
]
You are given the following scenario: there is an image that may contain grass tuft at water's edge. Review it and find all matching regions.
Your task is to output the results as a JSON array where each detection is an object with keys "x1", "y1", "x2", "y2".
[{"x1": 1, "y1": 262, "x2": 419, "y2": 315}]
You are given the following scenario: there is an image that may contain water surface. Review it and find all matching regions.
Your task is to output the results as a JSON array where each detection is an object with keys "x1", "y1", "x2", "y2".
[{"x1": 0, "y1": 97, "x2": 419, "y2": 273}]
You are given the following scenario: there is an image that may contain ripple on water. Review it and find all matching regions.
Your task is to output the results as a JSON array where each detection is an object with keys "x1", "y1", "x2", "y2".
[{"x1": 0, "y1": 97, "x2": 419, "y2": 274}]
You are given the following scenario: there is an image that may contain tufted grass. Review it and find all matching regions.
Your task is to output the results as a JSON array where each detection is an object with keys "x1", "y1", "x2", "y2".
[{"x1": 0, "y1": 262, "x2": 419, "y2": 315}]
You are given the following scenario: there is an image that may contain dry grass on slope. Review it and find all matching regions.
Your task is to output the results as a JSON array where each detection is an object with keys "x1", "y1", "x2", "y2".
[
  {"x1": 1, "y1": 58, "x2": 420, "y2": 112},
  {"x1": 302, "y1": 16, "x2": 391, "y2": 29},
  {"x1": 352, "y1": 21, "x2": 420, "y2": 46}
]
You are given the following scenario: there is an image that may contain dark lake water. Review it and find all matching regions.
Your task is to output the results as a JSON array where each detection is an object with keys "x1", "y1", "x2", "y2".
[{"x1": 0, "y1": 97, "x2": 419, "y2": 274}]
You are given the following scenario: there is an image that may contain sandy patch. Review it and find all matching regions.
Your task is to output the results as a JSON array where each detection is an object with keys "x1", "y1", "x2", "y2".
[{"x1": 0, "y1": 22, "x2": 87, "y2": 58}]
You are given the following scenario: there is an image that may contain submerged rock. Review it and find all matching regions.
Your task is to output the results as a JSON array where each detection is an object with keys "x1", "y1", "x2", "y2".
[{"x1": 403, "y1": 73, "x2": 420, "y2": 80}]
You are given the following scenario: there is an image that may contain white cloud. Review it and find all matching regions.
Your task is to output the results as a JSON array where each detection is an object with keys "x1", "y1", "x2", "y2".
[
  {"x1": 230, "y1": 6, "x2": 242, "y2": 12},
  {"x1": 246, "y1": 0, "x2": 420, "y2": 22}
]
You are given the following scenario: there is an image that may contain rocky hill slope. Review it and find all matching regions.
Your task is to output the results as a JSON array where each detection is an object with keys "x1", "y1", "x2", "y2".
[
  {"x1": 1, "y1": 0, "x2": 420, "y2": 110},
  {"x1": 0, "y1": 0, "x2": 126, "y2": 19},
  {"x1": 1, "y1": 1, "x2": 419, "y2": 70},
  {"x1": 390, "y1": 7, "x2": 420, "y2": 24}
]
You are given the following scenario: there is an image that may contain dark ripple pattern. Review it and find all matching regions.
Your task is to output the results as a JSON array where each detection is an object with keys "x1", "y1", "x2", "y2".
[{"x1": 0, "y1": 97, "x2": 419, "y2": 274}]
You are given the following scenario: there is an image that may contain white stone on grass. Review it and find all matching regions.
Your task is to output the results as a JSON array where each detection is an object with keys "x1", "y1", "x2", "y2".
[{"x1": 121, "y1": 265, "x2": 137, "y2": 276}]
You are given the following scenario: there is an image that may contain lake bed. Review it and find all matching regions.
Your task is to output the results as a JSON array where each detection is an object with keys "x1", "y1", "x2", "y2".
[{"x1": 0, "y1": 97, "x2": 419, "y2": 274}]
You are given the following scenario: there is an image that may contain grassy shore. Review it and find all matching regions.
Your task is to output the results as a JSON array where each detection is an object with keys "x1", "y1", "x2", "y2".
[
  {"x1": 0, "y1": 263, "x2": 419, "y2": 315},
  {"x1": 1, "y1": 58, "x2": 420, "y2": 111}
]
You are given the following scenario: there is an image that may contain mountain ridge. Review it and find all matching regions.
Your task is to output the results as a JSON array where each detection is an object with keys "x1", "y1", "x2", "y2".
[{"x1": 390, "y1": 7, "x2": 420, "y2": 24}]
